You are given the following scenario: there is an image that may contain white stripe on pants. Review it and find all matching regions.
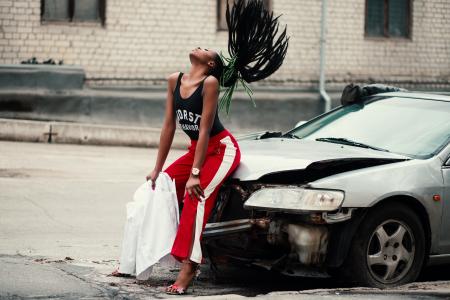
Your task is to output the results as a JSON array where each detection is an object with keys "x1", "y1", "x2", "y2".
[{"x1": 189, "y1": 136, "x2": 237, "y2": 263}]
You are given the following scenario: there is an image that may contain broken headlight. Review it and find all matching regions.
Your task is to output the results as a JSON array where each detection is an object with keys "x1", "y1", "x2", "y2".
[{"x1": 243, "y1": 187, "x2": 344, "y2": 212}]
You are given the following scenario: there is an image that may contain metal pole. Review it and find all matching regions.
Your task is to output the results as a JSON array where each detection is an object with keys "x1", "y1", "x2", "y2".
[{"x1": 319, "y1": 0, "x2": 331, "y2": 112}]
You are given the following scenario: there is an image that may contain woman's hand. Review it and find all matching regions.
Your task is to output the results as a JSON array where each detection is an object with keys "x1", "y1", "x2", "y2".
[
  {"x1": 146, "y1": 169, "x2": 160, "y2": 190},
  {"x1": 185, "y1": 175, "x2": 205, "y2": 201}
]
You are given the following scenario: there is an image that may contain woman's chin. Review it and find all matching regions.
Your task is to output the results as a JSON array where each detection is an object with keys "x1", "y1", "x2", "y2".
[{"x1": 188, "y1": 53, "x2": 198, "y2": 63}]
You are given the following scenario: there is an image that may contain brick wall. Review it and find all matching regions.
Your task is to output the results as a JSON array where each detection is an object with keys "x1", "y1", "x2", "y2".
[{"x1": 0, "y1": 0, "x2": 449, "y2": 89}]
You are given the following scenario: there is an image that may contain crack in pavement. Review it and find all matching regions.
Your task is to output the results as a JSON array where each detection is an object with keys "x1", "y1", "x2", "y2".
[
  {"x1": 21, "y1": 194, "x2": 74, "y2": 230},
  {"x1": 48, "y1": 262, "x2": 121, "y2": 299}
]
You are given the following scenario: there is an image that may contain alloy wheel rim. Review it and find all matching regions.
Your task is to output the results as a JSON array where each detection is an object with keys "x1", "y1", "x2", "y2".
[{"x1": 366, "y1": 219, "x2": 415, "y2": 284}]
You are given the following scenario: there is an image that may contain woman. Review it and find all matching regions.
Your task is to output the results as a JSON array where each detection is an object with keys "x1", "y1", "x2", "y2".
[
  {"x1": 112, "y1": 0, "x2": 289, "y2": 295},
  {"x1": 151, "y1": 46, "x2": 242, "y2": 295}
]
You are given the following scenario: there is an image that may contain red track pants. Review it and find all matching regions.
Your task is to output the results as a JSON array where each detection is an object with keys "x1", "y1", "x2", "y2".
[{"x1": 163, "y1": 129, "x2": 241, "y2": 264}]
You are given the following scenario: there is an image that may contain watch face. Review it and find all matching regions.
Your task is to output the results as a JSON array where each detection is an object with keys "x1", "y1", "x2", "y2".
[{"x1": 192, "y1": 168, "x2": 200, "y2": 175}]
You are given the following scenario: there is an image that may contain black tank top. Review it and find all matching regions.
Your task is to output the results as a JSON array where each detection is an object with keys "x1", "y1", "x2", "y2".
[{"x1": 173, "y1": 72, "x2": 225, "y2": 140}]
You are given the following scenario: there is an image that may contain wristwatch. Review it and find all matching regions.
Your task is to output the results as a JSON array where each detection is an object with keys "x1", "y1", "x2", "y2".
[{"x1": 191, "y1": 167, "x2": 200, "y2": 177}]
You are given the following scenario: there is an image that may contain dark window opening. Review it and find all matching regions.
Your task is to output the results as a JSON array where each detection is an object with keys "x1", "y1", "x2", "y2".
[
  {"x1": 365, "y1": 0, "x2": 411, "y2": 38},
  {"x1": 41, "y1": 0, "x2": 106, "y2": 25},
  {"x1": 217, "y1": 0, "x2": 272, "y2": 31}
]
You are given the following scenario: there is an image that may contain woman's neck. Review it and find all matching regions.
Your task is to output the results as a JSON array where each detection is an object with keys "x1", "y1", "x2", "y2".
[{"x1": 186, "y1": 63, "x2": 208, "y2": 82}]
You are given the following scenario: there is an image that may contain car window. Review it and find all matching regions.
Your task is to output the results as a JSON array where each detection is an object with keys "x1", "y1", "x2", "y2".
[{"x1": 289, "y1": 97, "x2": 450, "y2": 159}]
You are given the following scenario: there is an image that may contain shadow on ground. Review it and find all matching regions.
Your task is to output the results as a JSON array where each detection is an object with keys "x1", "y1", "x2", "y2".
[
  {"x1": 136, "y1": 260, "x2": 450, "y2": 297},
  {"x1": 191, "y1": 261, "x2": 450, "y2": 297}
]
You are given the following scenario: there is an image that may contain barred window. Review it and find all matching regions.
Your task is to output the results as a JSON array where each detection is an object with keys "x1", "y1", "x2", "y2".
[
  {"x1": 41, "y1": 0, "x2": 106, "y2": 25},
  {"x1": 365, "y1": 0, "x2": 411, "y2": 38},
  {"x1": 217, "y1": 0, "x2": 272, "y2": 31}
]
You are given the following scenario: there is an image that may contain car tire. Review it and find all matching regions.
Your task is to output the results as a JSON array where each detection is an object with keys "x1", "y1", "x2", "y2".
[{"x1": 336, "y1": 202, "x2": 426, "y2": 288}]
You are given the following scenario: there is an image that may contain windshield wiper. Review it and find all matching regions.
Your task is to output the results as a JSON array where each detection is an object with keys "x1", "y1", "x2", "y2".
[
  {"x1": 315, "y1": 137, "x2": 390, "y2": 152},
  {"x1": 281, "y1": 133, "x2": 301, "y2": 139}
]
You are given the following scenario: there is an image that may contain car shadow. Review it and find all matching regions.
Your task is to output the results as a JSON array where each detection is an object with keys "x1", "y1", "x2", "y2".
[
  {"x1": 196, "y1": 261, "x2": 450, "y2": 297},
  {"x1": 419, "y1": 264, "x2": 450, "y2": 281},
  {"x1": 199, "y1": 262, "x2": 344, "y2": 297}
]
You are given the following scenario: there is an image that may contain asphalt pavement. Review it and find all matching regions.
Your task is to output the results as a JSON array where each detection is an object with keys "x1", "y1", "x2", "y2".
[{"x1": 1, "y1": 140, "x2": 450, "y2": 299}]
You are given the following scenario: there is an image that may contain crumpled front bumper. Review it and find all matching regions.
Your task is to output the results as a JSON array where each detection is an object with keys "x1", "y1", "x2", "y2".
[
  {"x1": 204, "y1": 217, "x2": 329, "y2": 267},
  {"x1": 203, "y1": 208, "x2": 366, "y2": 276}
]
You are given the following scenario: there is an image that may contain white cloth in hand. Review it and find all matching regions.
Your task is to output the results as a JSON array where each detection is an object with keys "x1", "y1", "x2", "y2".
[{"x1": 118, "y1": 171, "x2": 181, "y2": 280}]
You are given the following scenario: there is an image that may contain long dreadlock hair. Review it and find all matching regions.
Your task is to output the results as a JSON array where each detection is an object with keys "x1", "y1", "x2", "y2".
[{"x1": 209, "y1": 0, "x2": 290, "y2": 115}]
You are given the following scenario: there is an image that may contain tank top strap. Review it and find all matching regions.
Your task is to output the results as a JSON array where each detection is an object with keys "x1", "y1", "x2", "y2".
[
  {"x1": 174, "y1": 72, "x2": 183, "y2": 95},
  {"x1": 200, "y1": 74, "x2": 209, "y2": 83},
  {"x1": 199, "y1": 74, "x2": 210, "y2": 94}
]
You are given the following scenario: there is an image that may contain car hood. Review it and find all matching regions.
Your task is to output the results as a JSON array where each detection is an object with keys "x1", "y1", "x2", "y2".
[{"x1": 232, "y1": 138, "x2": 410, "y2": 181}]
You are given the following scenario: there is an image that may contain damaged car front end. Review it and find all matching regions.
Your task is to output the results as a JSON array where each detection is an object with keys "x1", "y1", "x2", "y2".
[{"x1": 203, "y1": 157, "x2": 403, "y2": 279}]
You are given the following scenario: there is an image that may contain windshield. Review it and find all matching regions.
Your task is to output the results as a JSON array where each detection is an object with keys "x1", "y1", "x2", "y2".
[{"x1": 288, "y1": 97, "x2": 450, "y2": 159}]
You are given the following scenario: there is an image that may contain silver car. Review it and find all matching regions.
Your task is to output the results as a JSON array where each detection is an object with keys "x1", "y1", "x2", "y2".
[{"x1": 203, "y1": 91, "x2": 450, "y2": 288}]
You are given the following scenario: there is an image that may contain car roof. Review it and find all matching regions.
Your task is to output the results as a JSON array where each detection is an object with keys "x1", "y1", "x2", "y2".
[{"x1": 374, "y1": 91, "x2": 450, "y2": 102}]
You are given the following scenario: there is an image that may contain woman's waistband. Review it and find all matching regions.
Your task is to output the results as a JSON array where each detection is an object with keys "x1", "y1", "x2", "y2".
[{"x1": 190, "y1": 129, "x2": 233, "y2": 147}]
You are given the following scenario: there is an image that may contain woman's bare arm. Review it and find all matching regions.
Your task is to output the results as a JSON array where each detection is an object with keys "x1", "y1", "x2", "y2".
[{"x1": 153, "y1": 72, "x2": 179, "y2": 172}]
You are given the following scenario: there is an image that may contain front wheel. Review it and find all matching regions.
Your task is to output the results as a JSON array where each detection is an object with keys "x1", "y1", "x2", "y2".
[{"x1": 337, "y1": 203, "x2": 426, "y2": 288}]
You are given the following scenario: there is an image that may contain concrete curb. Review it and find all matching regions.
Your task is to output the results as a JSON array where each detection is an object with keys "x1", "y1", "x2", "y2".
[
  {"x1": 0, "y1": 117, "x2": 50, "y2": 143},
  {"x1": 0, "y1": 118, "x2": 190, "y2": 149}
]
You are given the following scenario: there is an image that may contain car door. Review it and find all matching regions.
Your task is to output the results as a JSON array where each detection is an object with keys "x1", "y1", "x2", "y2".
[{"x1": 440, "y1": 152, "x2": 450, "y2": 253}]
